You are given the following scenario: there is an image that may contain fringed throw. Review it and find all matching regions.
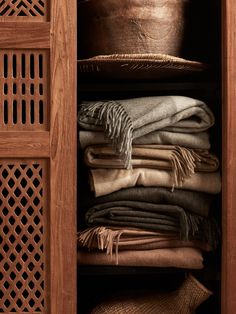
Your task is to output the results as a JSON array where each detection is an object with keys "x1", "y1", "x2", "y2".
[
  {"x1": 85, "y1": 201, "x2": 215, "y2": 244},
  {"x1": 84, "y1": 144, "x2": 219, "y2": 188},
  {"x1": 80, "y1": 101, "x2": 133, "y2": 168},
  {"x1": 78, "y1": 96, "x2": 215, "y2": 167},
  {"x1": 78, "y1": 226, "x2": 213, "y2": 264}
]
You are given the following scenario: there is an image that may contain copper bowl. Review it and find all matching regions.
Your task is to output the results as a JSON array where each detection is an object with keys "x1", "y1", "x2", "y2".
[{"x1": 78, "y1": 0, "x2": 190, "y2": 59}]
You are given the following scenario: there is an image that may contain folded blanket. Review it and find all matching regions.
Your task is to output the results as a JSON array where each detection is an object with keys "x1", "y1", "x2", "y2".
[
  {"x1": 85, "y1": 201, "x2": 215, "y2": 243},
  {"x1": 78, "y1": 247, "x2": 203, "y2": 268},
  {"x1": 89, "y1": 168, "x2": 221, "y2": 197},
  {"x1": 78, "y1": 96, "x2": 215, "y2": 167},
  {"x1": 88, "y1": 187, "x2": 213, "y2": 217},
  {"x1": 78, "y1": 227, "x2": 212, "y2": 257},
  {"x1": 85, "y1": 145, "x2": 219, "y2": 187},
  {"x1": 79, "y1": 130, "x2": 211, "y2": 150},
  {"x1": 90, "y1": 274, "x2": 212, "y2": 313}
]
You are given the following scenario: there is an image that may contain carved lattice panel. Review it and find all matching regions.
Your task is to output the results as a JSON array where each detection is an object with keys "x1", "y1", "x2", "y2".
[
  {"x1": 0, "y1": 160, "x2": 48, "y2": 312},
  {"x1": 0, "y1": 50, "x2": 49, "y2": 131},
  {"x1": 0, "y1": 0, "x2": 47, "y2": 20}
]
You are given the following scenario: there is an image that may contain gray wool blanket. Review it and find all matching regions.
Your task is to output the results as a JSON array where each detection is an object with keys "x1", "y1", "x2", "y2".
[
  {"x1": 78, "y1": 96, "x2": 215, "y2": 167},
  {"x1": 86, "y1": 187, "x2": 214, "y2": 217},
  {"x1": 85, "y1": 201, "x2": 216, "y2": 243}
]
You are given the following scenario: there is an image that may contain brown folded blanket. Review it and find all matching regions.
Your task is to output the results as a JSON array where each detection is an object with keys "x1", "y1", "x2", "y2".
[
  {"x1": 78, "y1": 226, "x2": 212, "y2": 257},
  {"x1": 85, "y1": 145, "x2": 219, "y2": 187},
  {"x1": 89, "y1": 168, "x2": 222, "y2": 197},
  {"x1": 78, "y1": 247, "x2": 203, "y2": 268}
]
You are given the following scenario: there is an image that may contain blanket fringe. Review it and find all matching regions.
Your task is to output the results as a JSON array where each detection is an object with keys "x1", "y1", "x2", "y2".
[
  {"x1": 77, "y1": 215, "x2": 215, "y2": 264},
  {"x1": 80, "y1": 101, "x2": 133, "y2": 168},
  {"x1": 171, "y1": 147, "x2": 209, "y2": 190},
  {"x1": 78, "y1": 226, "x2": 123, "y2": 265}
]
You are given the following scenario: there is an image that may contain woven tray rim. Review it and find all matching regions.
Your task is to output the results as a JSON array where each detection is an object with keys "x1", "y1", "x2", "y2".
[{"x1": 77, "y1": 54, "x2": 208, "y2": 72}]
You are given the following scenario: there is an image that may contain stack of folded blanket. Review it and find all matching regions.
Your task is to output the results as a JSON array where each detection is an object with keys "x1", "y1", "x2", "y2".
[{"x1": 77, "y1": 96, "x2": 221, "y2": 269}]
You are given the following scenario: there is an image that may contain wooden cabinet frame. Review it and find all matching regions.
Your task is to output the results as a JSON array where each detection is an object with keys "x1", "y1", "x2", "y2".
[
  {"x1": 222, "y1": 0, "x2": 236, "y2": 313},
  {"x1": 0, "y1": 0, "x2": 77, "y2": 313},
  {"x1": 0, "y1": 0, "x2": 236, "y2": 312}
]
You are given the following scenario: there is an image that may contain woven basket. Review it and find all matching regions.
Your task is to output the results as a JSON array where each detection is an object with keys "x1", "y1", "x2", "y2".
[
  {"x1": 77, "y1": 53, "x2": 207, "y2": 80},
  {"x1": 78, "y1": 0, "x2": 190, "y2": 59}
]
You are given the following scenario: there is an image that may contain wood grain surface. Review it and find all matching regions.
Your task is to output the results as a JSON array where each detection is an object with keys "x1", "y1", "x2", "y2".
[
  {"x1": 0, "y1": 132, "x2": 49, "y2": 157},
  {"x1": 0, "y1": 0, "x2": 76, "y2": 313},
  {"x1": 222, "y1": 0, "x2": 236, "y2": 313},
  {"x1": 50, "y1": 0, "x2": 77, "y2": 313},
  {"x1": 0, "y1": 22, "x2": 50, "y2": 48}
]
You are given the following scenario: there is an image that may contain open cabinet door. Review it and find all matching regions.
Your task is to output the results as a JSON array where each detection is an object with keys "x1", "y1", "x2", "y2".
[
  {"x1": 222, "y1": 0, "x2": 236, "y2": 313},
  {"x1": 0, "y1": 1, "x2": 77, "y2": 313}
]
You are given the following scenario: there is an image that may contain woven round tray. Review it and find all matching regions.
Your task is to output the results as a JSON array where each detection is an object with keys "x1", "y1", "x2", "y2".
[{"x1": 77, "y1": 54, "x2": 208, "y2": 80}]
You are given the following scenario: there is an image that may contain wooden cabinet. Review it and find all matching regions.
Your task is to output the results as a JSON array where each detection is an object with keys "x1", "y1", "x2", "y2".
[
  {"x1": 222, "y1": 0, "x2": 236, "y2": 313},
  {"x1": 0, "y1": 0, "x2": 236, "y2": 313},
  {"x1": 77, "y1": 0, "x2": 234, "y2": 313},
  {"x1": 0, "y1": 1, "x2": 77, "y2": 313}
]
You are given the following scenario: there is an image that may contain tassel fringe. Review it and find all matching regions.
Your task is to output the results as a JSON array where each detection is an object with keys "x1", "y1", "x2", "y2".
[
  {"x1": 78, "y1": 215, "x2": 215, "y2": 265},
  {"x1": 80, "y1": 101, "x2": 133, "y2": 168},
  {"x1": 78, "y1": 226, "x2": 123, "y2": 265},
  {"x1": 171, "y1": 147, "x2": 210, "y2": 190}
]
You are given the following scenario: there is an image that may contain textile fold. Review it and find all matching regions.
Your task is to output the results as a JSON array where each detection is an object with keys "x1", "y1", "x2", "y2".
[
  {"x1": 89, "y1": 168, "x2": 222, "y2": 196},
  {"x1": 85, "y1": 145, "x2": 219, "y2": 187},
  {"x1": 78, "y1": 96, "x2": 214, "y2": 167},
  {"x1": 78, "y1": 247, "x2": 203, "y2": 268}
]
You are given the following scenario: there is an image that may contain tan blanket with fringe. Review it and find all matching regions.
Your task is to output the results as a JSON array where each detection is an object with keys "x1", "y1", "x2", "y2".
[
  {"x1": 78, "y1": 247, "x2": 203, "y2": 268},
  {"x1": 85, "y1": 145, "x2": 219, "y2": 187},
  {"x1": 78, "y1": 226, "x2": 212, "y2": 255},
  {"x1": 89, "y1": 168, "x2": 222, "y2": 197}
]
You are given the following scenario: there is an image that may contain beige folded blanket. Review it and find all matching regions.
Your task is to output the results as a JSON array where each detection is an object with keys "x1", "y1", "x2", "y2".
[
  {"x1": 89, "y1": 168, "x2": 222, "y2": 197},
  {"x1": 78, "y1": 247, "x2": 203, "y2": 268},
  {"x1": 79, "y1": 130, "x2": 211, "y2": 150},
  {"x1": 85, "y1": 145, "x2": 219, "y2": 187}
]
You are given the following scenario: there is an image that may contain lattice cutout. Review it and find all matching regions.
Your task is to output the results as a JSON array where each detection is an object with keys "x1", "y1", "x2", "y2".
[
  {"x1": 0, "y1": 50, "x2": 49, "y2": 131},
  {"x1": 0, "y1": 160, "x2": 47, "y2": 312},
  {"x1": 0, "y1": 0, "x2": 47, "y2": 20}
]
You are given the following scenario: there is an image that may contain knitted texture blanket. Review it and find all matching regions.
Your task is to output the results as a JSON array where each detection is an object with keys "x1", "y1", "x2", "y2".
[
  {"x1": 89, "y1": 168, "x2": 221, "y2": 197},
  {"x1": 78, "y1": 96, "x2": 215, "y2": 167},
  {"x1": 90, "y1": 274, "x2": 212, "y2": 313},
  {"x1": 78, "y1": 247, "x2": 203, "y2": 268},
  {"x1": 86, "y1": 187, "x2": 213, "y2": 217},
  {"x1": 79, "y1": 130, "x2": 211, "y2": 150},
  {"x1": 85, "y1": 145, "x2": 219, "y2": 187}
]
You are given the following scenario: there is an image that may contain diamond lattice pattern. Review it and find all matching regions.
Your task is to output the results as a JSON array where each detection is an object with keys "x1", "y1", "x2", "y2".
[
  {"x1": 0, "y1": 0, "x2": 45, "y2": 18},
  {"x1": 0, "y1": 160, "x2": 46, "y2": 312}
]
